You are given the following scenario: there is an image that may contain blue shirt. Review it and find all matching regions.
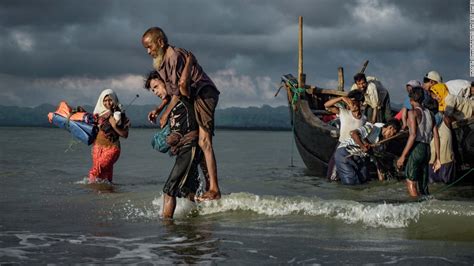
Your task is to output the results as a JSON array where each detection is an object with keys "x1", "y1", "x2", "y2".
[{"x1": 403, "y1": 97, "x2": 412, "y2": 110}]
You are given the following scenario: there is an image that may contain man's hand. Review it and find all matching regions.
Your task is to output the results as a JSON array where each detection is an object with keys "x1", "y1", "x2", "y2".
[
  {"x1": 432, "y1": 159, "x2": 441, "y2": 173},
  {"x1": 360, "y1": 142, "x2": 370, "y2": 153},
  {"x1": 396, "y1": 156, "x2": 405, "y2": 170},
  {"x1": 341, "y1": 97, "x2": 354, "y2": 110},
  {"x1": 148, "y1": 110, "x2": 158, "y2": 124}
]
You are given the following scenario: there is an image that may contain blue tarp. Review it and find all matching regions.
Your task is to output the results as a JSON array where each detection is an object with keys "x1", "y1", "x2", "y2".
[{"x1": 51, "y1": 113, "x2": 97, "y2": 145}]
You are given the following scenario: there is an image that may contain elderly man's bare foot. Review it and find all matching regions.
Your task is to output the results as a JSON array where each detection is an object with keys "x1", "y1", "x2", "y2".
[{"x1": 196, "y1": 190, "x2": 221, "y2": 202}]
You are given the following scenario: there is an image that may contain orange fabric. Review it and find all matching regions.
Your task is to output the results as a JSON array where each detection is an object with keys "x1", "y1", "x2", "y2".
[
  {"x1": 88, "y1": 144, "x2": 120, "y2": 182},
  {"x1": 69, "y1": 112, "x2": 88, "y2": 121},
  {"x1": 55, "y1": 101, "x2": 72, "y2": 117},
  {"x1": 48, "y1": 101, "x2": 89, "y2": 123}
]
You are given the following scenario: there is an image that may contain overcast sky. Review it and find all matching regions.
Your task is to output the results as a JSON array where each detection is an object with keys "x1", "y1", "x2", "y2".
[{"x1": 0, "y1": 0, "x2": 470, "y2": 108}]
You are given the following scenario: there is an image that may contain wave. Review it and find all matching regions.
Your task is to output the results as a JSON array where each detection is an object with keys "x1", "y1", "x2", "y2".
[
  {"x1": 197, "y1": 192, "x2": 424, "y2": 228},
  {"x1": 118, "y1": 192, "x2": 474, "y2": 229}
]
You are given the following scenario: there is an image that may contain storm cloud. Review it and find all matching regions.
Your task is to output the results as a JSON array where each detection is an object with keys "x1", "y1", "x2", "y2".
[{"x1": 0, "y1": 0, "x2": 469, "y2": 107}]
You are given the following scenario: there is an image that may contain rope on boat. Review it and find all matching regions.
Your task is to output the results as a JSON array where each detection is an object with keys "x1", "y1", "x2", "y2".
[
  {"x1": 429, "y1": 167, "x2": 474, "y2": 196},
  {"x1": 288, "y1": 81, "x2": 305, "y2": 168},
  {"x1": 416, "y1": 167, "x2": 473, "y2": 202}
]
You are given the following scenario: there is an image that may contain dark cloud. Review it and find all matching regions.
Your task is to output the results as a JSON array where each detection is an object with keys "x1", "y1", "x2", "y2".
[{"x1": 0, "y1": 0, "x2": 470, "y2": 107}]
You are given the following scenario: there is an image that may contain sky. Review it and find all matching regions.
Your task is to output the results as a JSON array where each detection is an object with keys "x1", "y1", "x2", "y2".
[{"x1": 0, "y1": 0, "x2": 470, "y2": 108}]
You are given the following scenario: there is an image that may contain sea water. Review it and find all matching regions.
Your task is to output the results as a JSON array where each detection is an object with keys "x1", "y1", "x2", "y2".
[{"x1": 1, "y1": 127, "x2": 473, "y2": 264}]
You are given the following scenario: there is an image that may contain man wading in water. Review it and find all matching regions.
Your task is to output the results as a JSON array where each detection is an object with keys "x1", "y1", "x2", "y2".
[{"x1": 142, "y1": 27, "x2": 221, "y2": 201}]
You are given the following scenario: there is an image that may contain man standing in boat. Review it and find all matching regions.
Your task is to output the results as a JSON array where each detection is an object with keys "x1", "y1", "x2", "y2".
[
  {"x1": 352, "y1": 73, "x2": 391, "y2": 123},
  {"x1": 141, "y1": 27, "x2": 221, "y2": 201}
]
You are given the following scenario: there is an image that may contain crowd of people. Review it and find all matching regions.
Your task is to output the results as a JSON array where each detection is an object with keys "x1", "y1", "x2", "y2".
[
  {"x1": 325, "y1": 71, "x2": 474, "y2": 197},
  {"x1": 82, "y1": 26, "x2": 474, "y2": 218},
  {"x1": 85, "y1": 27, "x2": 221, "y2": 219}
]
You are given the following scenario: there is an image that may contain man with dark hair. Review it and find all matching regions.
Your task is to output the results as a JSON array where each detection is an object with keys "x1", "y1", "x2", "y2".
[
  {"x1": 142, "y1": 27, "x2": 221, "y2": 201},
  {"x1": 324, "y1": 90, "x2": 367, "y2": 180},
  {"x1": 352, "y1": 73, "x2": 391, "y2": 123},
  {"x1": 335, "y1": 119, "x2": 401, "y2": 185},
  {"x1": 144, "y1": 71, "x2": 170, "y2": 121},
  {"x1": 143, "y1": 70, "x2": 203, "y2": 219},
  {"x1": 397, "y1": 86, "x2": 441, "y2": 197}
]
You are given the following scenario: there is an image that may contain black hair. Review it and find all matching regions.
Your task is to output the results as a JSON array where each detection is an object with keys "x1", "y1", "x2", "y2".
[
  {"x1": 347, "y1": 90, "x2": 365, "y2": 102},
  {"x1": 383, "y1": 118, "x2": 401, "y2": 132},
  {"x1": 144, "y1": 70, "x2": 162, "y2": 90},
  {"x1": 353, "y1": 73, "x2": 367, "y2": 83},
  {"x1": 408, "y1": 86, "x2": 425, "y2": 104},
  {"x1": 423, "y1": 97, "x2": 439, "y2": 114}
]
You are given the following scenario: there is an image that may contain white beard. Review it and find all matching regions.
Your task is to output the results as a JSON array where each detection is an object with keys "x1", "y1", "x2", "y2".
[{"x1": 152, "y1": 47, "x2": 165, "y2": 70}]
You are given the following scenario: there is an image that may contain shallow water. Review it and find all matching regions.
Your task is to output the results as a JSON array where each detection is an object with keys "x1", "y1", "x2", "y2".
[{"x1": 1, "y1": 127, "x2": 473, "y2": 264}]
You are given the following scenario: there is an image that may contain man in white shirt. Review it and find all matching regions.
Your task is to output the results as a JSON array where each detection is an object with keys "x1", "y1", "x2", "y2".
[
  {"x1": 324, "y1": 90, "x2": 367, "y2": 180},
  {"x1": 352, "y1": 73, "x2": 391, "y2": 123}
]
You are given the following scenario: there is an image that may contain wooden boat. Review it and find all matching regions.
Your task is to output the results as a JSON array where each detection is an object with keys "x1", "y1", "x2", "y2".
[{"x1": 281, "y1": 17, "x2": 474, "y2": 176}]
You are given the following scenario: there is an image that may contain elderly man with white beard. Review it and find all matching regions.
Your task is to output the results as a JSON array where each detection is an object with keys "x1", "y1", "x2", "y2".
[{"x1": 142, "y1": 27, "x2": 221, "y2": 201}]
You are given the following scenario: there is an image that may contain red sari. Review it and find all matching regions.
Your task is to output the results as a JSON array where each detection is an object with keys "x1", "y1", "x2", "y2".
[{"x1": 88, "y1": 114, "x2": 122, "y2": 183}]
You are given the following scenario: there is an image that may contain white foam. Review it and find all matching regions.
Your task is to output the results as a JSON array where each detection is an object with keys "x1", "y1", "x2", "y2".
[
  {"x1": 74, "y1": 177, "x2": 89, "y2": 184},
  {"x1": 0, "y1": 231, "x2": 222, "y2": 264},
  {"x1": 119, "y1": 192, "x2": 474, "y2": 227},
  {"x1": 151, "y1": 194, "x2": 198, "y2": 219},
  {"x1": 197, "y1": 192, "x2": 423, "y2": 228}
]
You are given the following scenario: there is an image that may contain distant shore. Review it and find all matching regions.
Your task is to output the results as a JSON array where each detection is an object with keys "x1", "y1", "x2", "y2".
[{"x1": 0, "y1": 125, "x2": 292, "y2": 131}]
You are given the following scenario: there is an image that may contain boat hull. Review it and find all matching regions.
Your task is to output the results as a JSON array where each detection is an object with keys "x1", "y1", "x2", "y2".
[{"x1": 287, "y1": 89, "x2": 474, "y2": 176}]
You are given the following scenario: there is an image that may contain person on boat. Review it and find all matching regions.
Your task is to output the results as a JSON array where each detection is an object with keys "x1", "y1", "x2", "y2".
[
  {"x1": 421, "y1": 71, "x2": 441, "y2": 104},
  {"x1": 335, "y1": 119, "x2": 401, "y2": 185},
  {"x1": 324, "y1": 90, "x2": 367, "y2": 180},
  {"x1": 430, "y1": 83, "x2": 474, "y2": 121},
  {"x1": 445, "y1": 79, "x2": 473, "y2": 99},
  {"x1": 147, "y1": 72, "x2": 203, "y2": 219},
  {"x1": 351, "y1": 73, "x2": 392, "y2": 123},
  {"x1": 423, "y1": 99, "x2": 456, "y2": 184},
  {"x1": 398, "y1": 80, "x2": 422, "y2": 131},
  {"x1": 89, "y1": 89, "x2": 130, "y2": 183},
  {"x1": 142, "y1": 27, "x2": 221, "y2": 201},
  {"x1": 396, "y1": 87, "x2": 441, "y2": 197}
]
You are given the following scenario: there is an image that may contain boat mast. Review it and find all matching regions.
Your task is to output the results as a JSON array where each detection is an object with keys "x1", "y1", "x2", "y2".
[{"x1": 298, "y1": 16, "x2": 305, "y2": 88}]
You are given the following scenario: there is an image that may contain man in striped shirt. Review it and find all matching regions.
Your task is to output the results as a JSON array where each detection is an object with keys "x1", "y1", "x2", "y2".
[{"x1": 335, "y1": 119, "x2": 401, "y2": 185}]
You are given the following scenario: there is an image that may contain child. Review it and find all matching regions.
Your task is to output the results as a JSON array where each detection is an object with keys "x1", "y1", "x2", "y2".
[
  {"x1": 397, "y1": 87, "x2": 440, "y2": 197},
  {"x1": 89, "y1": 89, "x2": 130, "y2": 183},
  {"x1": 147, "y1": 75, "x2": 203, "y2": 219}
]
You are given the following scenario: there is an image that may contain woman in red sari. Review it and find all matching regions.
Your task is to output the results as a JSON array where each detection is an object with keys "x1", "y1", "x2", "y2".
[{"x1": 89, "y1": 89, "x2": 130, "y2": 183}]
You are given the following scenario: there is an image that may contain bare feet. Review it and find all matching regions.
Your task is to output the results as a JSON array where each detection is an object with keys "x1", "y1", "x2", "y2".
[
  {"x1": 406, "y1": 179, "x2": 419, "y2": 197},
  {"x1": 196, "y1": 190, "x2": 221, "y2": 202}
]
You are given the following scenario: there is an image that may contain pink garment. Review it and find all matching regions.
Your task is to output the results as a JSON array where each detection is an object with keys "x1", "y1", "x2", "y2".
[
  {"x1": 394, "y1": 109, "x2": 403, "y2": 120},
  {"x1": 88, "y1": 144, "x2": 121, "y2": 182}
]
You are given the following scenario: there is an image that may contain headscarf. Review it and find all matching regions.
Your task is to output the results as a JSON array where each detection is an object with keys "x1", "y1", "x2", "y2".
[
  {"x1": 430, "y1": 83, "x2": 449, "y2": 112},
  {"x1": 93, "y1": 89, "x2": 121, "y2": 116},
  {"x1": 406, "y1": 80, "x2": 421, "y2": 88}
]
